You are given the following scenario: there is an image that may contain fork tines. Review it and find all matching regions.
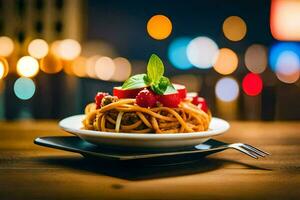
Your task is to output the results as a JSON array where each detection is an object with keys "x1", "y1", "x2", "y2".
[{"x1": 231, "y1": 143, "x2": 270, "y2": 159}]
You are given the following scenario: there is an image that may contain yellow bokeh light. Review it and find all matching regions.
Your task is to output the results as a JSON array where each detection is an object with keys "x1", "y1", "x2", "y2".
[
  {"x1": 147, "y1": 15, "x2": 172, "y2": 40},
  {"x1": 0, "y1": 62, "x2": 4, "y2": 79},
  {"x1": 72, "y1": 56, "x2": 87, "y2": 77},
  {"x1": 57, "y1": 39, "x2": 81, "y2": 60},
  {"x1": 213, "y1": 48, "x2": 238, "y2": 75},
  {"x1": 223, "y1": 16, "x2": 247, "y2": 41},
  {"x1": 17, "y1": 56, "x2": 39, "y2": 77},
  {"x1": 0, "y1": 36, "x2": 14, "y2": 57},
  {"x1": 95, "y1": 56, "x2": 115, "y2": 80},
  {"x1": 112, "y1": 57, "x2": 132, "y2": 81},
  {"x1": 28, "y1": 39, "x2": 49, "y2": 59},
  {"x1": 0, "y1": 57, "x2": 9, "y2": 79},
  {"x1": 40, "y1": 53, "x2": 63, "y2": 74}
]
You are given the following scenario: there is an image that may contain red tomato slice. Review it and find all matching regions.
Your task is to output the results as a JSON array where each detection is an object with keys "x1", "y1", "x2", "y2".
[
  {"x1": 173, "y1": 84, "x2": 187, "y2": 99},
  {"x1": 192, "y1": 96, "x2": 209, "y2": 113},
  {"x1": 113, "y1": 86, "x2": 143, "y2": 98},
  {"x1": 157, "y1": 93, "x2": 181, "y2": 108}
]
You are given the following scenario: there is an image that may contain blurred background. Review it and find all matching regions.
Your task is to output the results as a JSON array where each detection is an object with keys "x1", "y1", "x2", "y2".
[{"x1": 0, "y1": 0, "x2": 299, "y2": 121}]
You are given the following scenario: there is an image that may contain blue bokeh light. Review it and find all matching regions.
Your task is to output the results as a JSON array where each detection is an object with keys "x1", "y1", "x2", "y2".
[
  {"x1": 13, "y1": 77, "x2": 36, "y2": 100},
  {"x1": 215, "y1": 77, "x2": 239, "y2": 102},
  {"x1": 168, "y1": 37, "x2": 193, "y2": 70},
  {"x1": 269, "y1": 42, "x2": 300, "y2": 72}
]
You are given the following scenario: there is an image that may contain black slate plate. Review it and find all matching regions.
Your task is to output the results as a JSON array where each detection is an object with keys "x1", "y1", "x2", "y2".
[{"x1": 34, "y1": 136, "x2": 228, "y2": 165}]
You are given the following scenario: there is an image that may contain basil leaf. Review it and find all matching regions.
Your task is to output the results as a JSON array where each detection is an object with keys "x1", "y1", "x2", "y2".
[
  {"x1": 158, "y1": 76, "x2": 170, "y2": 91},
  {"x1": 121, "y1": 74, "x2": 149, "y2": 89},
  {"x1": 150, "y1": 85, "x2": 164, "y2": 95},
  {"x1": 147, "y1": 54, "x2": 164, "y2": 84},
  {"x1": 151, "y1": 76, "x2": 178, "y2": 95},
  {"x1": 163, "y1": 84, "x2": 177, "y2": 94}
]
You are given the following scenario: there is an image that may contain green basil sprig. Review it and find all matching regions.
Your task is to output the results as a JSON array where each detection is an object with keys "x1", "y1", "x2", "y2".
[{"x1": 122, "y1": 54, "x2": 177, "y2": 95}]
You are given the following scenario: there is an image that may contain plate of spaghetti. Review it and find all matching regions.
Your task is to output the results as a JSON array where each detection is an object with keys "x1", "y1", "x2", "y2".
[{"x1": 59, "y1": 54, "x2": 230, "y2": 149}]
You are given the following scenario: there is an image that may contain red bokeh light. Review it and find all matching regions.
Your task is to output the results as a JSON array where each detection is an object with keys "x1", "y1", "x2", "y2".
[{"x1": 242, "y1": 73, "x2": 263, "y2": 96}]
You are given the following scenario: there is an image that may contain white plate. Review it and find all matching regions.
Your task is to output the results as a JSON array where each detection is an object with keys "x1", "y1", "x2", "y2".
[{"x1": 59, "y1": 115, "x2": 230, "y2": 149}]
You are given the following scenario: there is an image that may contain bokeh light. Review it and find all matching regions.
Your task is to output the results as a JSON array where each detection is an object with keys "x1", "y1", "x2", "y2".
[
  {"x1": 0, "y1": 62, "x2": 4, "y2": 80},
  {"x1": 187, "y1": 36, "x2": 219, "y2": 69},
  {"x1": 13, "y1": 77, "x2": 36, "y2": 100},
  {"x1": 86, "y1": 55, "x2": 100, "y2": 78},
  {"x1": 276, "y1": 70, "x2": 300, "y2": 84},
  {"x1": 269, "y1": 42, "x2": 300, "y2": 71},
  {"x1": 62, "y1": 61, "x2": 74, "y2": 75},
  {"x1": 276, "y1": 51, "x2": 300, "y2": 75},
  {"x1": 72, "y1": 56, "x2": 87, "y2": 77},
  {"x1": 213, "y1": 48, "x2": 238, "y2": 75},
  {"x1": 275, "y1": 51, "x2": 300, "y2": 83},
  {"x1": 0, "y1": 36, "x2": 14, "y2": 57},
  {"x1": 40, "y1": 53, "x2": 63, "y2": 74},
  {"x1": 269, "y1": 42, "x2": 300, "y2": 83},
  {"x1": 28, "y1": 39, "x2": 49, "y2": 59},
  {"x1": 245, "y1": 44, "x2": 268, "y2": 74},
  {"x1": 0, "y1": 57, "x2": 9, "y2": 79},
  {"x1": 168, "y1": 37, "x2": 192, "y2": 70},
  {"x1": 112, "y1": 57, "x2": 131, "y2": 81},
  {"x1": 270, "y1": 0, "x2": 300, "y2": 40},
  {"x1": 17, "y1": 56, "x2": 39, "y2": 77},
  {"x1": 95, "y1": 57, "x2": 115, "y2": 80},
  {"x1": 147, "y1": 15, "x2": 172, "y2": 40},
  {"x1": 215, "y1": 77, "x2": 239, "y2": 102},
  {"x1": 222, "y1": 16, "x2": 247, "y2": 41},
  {"x1": 50, "y1": 40, "x2": 61, "y2": 57},
  {"x1": 57, "y1": 39, "x2": 81, "y2": 60},
  {"x1": 242, "y1": 73, "x2": 263, "y2": 96}
]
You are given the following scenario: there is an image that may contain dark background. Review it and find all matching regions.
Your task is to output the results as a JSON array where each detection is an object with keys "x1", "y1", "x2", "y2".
[{"x1": 0, "y1": 0, "x2": 299, "y2": 120}]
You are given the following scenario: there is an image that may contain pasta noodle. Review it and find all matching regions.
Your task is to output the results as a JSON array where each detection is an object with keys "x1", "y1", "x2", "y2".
[{"x1": 82, "y1": 98, "x2": 211, "y2": 134}]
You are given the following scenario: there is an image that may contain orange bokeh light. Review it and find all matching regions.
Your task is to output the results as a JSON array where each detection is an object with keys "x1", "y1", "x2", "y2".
[
  {"x1": 147, "y1": 15, "x2": 172, "y2": 40},
  {"x1": 213, "y1": 48, "x2": 238, "y2": 75},
  {"x1": 270, "y1": 0, "x2": 300, "y2": 41},
  {"x1": 222, "y1": 16, "x2": 247, "y2": 41},
  {"x1": 40, "y1": 53, "x2": 63, "y2": 74},
  {"x1": 72, "y1": 56, "x2": 87, "y2": 77},
  {"x1": 0, "y1": 36, "x2": 14, "y2": 57}
]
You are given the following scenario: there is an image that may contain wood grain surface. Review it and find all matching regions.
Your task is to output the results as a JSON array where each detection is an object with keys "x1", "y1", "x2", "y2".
[{"x1": 0, "y1": 120, "x2": 299, "y2": 200}]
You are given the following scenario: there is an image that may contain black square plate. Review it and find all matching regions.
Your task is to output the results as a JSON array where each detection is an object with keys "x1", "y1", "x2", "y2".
[{"x1": 34, "y1": 136, "x2": 227, "y2": 163}]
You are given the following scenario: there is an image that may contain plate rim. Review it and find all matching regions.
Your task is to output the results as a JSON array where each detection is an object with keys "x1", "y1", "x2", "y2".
[{"x1": 59, "y1": 114, "x2": 230, "y2": 140}]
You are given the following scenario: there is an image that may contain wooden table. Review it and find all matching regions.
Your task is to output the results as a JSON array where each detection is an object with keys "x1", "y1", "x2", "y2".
[{"x1": 0, "y1": 121, "x2": 299, "y2": 200}]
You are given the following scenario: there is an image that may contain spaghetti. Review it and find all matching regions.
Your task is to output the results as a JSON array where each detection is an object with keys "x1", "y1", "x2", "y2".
[{"x1": 82, "y1": 98, "x2": 211, "y2": 134}]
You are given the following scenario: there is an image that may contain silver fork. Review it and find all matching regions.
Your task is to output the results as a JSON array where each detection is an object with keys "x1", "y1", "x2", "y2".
[
  {"x1": 227, "y1": 143, "x2": 270, "y2": 159},
  {"x1": 118, "y1": 140, "x2": 270, "y2": 160}
]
